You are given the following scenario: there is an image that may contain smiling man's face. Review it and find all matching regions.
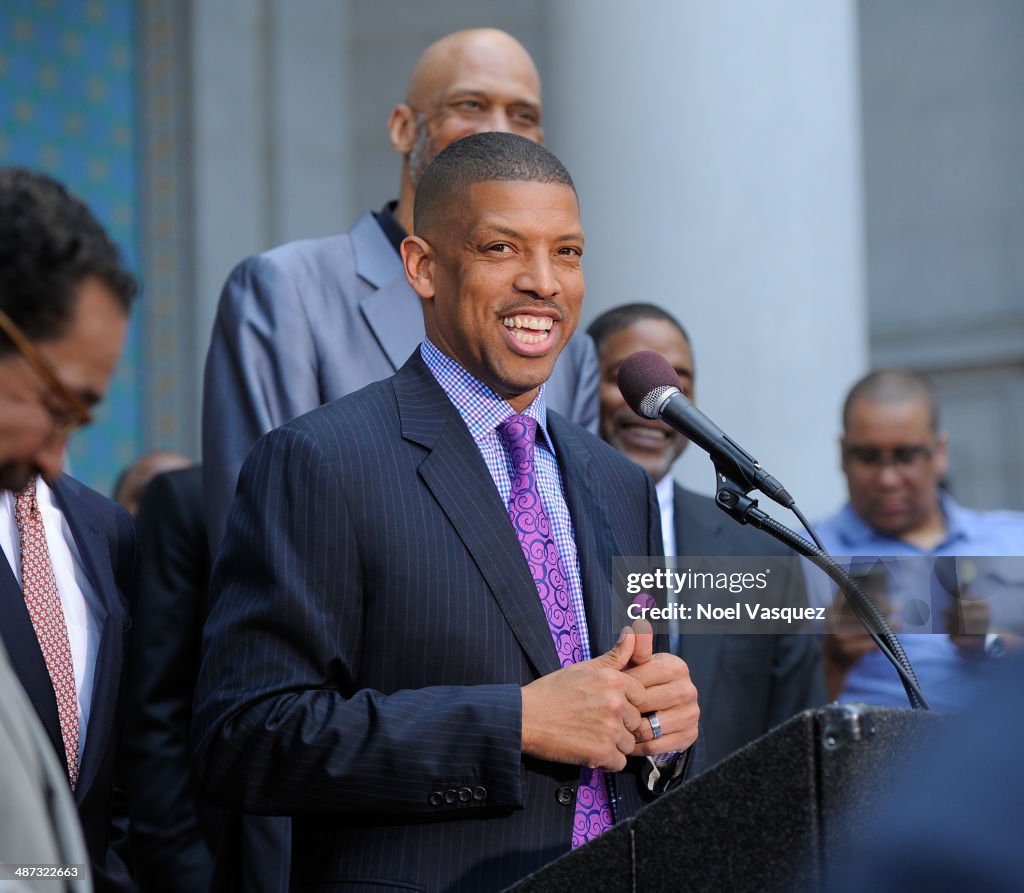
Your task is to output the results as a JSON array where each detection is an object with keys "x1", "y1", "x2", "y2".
[
  {"x1": 597, "y1": 317, "x2": 694, "y2": 482},
  {"x1": 406, "y1": 178, "x2": 584, "y2": 410}
]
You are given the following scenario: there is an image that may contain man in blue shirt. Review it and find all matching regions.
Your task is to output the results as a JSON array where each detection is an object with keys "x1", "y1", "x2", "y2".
[{"x1": 814, "y1": 369, "x2": 1024, "y2": 710}]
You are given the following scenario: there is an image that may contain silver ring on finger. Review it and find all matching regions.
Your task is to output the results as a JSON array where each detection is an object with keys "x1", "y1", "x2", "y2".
[{"x1": 647, "y1": 712, "x2": 663, "y2": 740}]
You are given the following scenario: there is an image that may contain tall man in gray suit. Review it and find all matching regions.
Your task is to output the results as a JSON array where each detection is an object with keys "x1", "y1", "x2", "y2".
[
  {"x1": 589, "y1": 304, "x2": 824, "y2": 766},
  {"x1": 203, "y1": 27, "x2": 599, "y2": 552}
]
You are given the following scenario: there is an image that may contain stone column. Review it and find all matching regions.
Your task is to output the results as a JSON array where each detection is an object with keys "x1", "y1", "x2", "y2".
[{"x1": 543, "y1": 0, "x2": 868, "y2": 519}]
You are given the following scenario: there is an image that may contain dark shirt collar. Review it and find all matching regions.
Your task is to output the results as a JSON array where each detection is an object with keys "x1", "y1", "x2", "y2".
[{"x1": 373, "y1": 200, "x2": 406, "y2": 255}]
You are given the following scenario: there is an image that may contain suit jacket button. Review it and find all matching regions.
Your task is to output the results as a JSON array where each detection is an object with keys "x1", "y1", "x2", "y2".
[
  {"x1": 472, "y1": 786, "x2": 487, "y2": 801},
  {"x1": 555, "y1": 785, "x2": 577, "y2": 806},
  {"x1": 428, "y1": 791, "x2": 444, "y2": 807},
  {"x1": 458, "y1": 787, "x2": 472, "y2": 803},
  {"x1": 444, "y1": 789, "x2": 458, "y2": 804}
]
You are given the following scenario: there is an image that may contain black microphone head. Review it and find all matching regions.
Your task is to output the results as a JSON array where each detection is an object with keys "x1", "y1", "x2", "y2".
[{"x1": 617, "y1": 351, "x2": 679, "y2": 419}]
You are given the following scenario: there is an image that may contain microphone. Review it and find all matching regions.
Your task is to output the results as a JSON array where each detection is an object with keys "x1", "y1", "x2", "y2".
[{"x1": 617, "y1": 351, "x2": 794, "y2": 509}]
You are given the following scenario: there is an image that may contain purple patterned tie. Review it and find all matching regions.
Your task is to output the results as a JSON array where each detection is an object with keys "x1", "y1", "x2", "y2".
[{"x1": 497, "y1": 414, "x2": 613, "y2": 847}]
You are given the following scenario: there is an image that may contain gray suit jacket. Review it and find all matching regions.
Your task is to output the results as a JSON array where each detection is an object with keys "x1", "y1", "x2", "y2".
[
  {"x1": 673, "y1": 485, "x2": 825, "y2": 767},
  {"x1": 202, "y1": 210, "x2": 600, "y2": 552},
  {"x1": 0, "y1": 640, "x2": 91, "y2": 892}
]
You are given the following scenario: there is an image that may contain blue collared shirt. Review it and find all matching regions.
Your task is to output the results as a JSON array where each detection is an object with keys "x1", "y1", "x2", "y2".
[
  {"x1": 812, "y1": 493, "x2": 1024, "y2": 710},
  {"x1": 420, "y1": 340, "x2": 593, "y2": 661},
  {"x1": 816, "y1": 493, "x2": 1024, "y2": 559}
]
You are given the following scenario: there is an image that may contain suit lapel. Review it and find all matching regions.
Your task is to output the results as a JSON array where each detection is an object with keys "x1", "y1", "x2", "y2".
[
  {"x1": 352, "y1": 211, "x2": 424, "y2": 371},
  {"x1": 0, "y1": 558, "x2": 66, "y2": 766},
  {"x1": 548, "y1": 415, "x2": 617, "y2": 656},
  {"x1": 394, "y1": 356, "x2": 562, "y2": 678},
  {"x1": 50, "y1": 477, "x2": 119, "y2": 804},
  {"x1": 672, "y1": 484, "x2": 724, "y2": 683}
]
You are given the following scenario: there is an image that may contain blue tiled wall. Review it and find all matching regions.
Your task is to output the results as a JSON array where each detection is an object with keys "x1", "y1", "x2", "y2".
[{"x1": 0, "y1": 0, "x2": 139, "y2": 497}]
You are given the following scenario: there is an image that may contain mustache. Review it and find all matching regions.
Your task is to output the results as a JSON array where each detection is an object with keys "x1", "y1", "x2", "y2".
[{"x1": 496, "y1": 299, "x2": 566, "y2": 319}]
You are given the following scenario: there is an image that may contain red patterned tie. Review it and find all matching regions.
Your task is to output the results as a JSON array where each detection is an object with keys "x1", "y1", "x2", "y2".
[
  {"x1": 497, "y1": 415, "x2": 613, "y2": 847},
  {"x1": 15, "y1": 479, "x2": 80, "y2": 790}
]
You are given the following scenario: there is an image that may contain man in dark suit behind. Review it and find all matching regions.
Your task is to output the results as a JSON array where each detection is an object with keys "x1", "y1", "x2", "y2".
[
  {"x1": 589, "y1": 304, "x2": 824, "y2": 767},
  {"x1": 122, "y1": 465, "x2": 227, "y2": 893},
  {"x1": 194, "y1": 133, "x2": 700, "y2": 891},
  {"x1": 0, "y1": 167, "x2": 139, "y2": 891}
]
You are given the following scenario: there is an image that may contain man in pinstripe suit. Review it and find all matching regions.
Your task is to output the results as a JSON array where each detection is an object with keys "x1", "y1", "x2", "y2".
[{"x1": 194, "y1": 133, "x2": 699, "y2": 892}]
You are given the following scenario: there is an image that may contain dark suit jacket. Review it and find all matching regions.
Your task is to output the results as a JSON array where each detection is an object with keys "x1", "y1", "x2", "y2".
[
  {"x1": 194, "y1": 353, "x2": 677, "y2": 892},
  {"x1": 122, "y1": 466, "x2": 226, "y2": 893},
  {"x1": 123, "y1": 468, "x2": 285, "y2": 893},
  {"x1": 0, "y1": 475, "x2": 137, "y2": 892},
  {"x1": 673, "y1": 485, "x2": 825, "y2": 767}
]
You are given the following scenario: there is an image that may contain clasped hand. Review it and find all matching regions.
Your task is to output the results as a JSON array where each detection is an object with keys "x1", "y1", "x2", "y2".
[{"x1": 520, "y1": 621, "x2": 699, "y2": 771}]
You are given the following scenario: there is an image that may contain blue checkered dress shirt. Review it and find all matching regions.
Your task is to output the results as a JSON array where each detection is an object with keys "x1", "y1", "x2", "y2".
[{"x1": 420, "y1": 339, "x2": 594, "y2": 661}]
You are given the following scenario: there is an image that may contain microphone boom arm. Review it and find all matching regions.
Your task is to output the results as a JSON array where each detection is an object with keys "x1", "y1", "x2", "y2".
[{"x1": 711, "y1": 470, "x2": 930, "y2": 711}]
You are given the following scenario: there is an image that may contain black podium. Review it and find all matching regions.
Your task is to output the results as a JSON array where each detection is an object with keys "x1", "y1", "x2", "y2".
[{"x1": 507, "y1": 705, "x2": 947, "y2": 893}]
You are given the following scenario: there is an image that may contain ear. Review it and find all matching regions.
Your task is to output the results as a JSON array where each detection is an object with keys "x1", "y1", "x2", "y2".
[
  {"x1": 388, "y1": 103, "x2": 418, "y2": 154},
  {"x1": 839, "y1": 435, "x2": 849, "y2": 472},
  {"x1": 401, "y1": 235, "x2": 436, "y2": 300}
]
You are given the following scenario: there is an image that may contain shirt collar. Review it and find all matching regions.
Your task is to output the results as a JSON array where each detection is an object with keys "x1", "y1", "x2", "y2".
[
  {"x1": 836, "y1": 491, "x2": 970, "y2": 551},
  {"x1": 936, "y1": 491, "x2": 972, "y2": 545},
  {"x1": 372, "y1": 200, "x2": 405, "y2": 255},
  {"x1": 655, "y1": 472, "x2": 675, "y2": 517},
  {"x1": 419, "y1": 339, "x2": 552, "y2": 452}
]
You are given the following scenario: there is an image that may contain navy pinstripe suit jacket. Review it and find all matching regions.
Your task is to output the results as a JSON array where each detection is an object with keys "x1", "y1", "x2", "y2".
[{"x1": 194, "y1": 352, "x2": 668, "y2": 892}]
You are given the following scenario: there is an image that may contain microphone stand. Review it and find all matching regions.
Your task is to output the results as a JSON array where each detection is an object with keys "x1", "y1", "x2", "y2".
[{"x1": 710, "y1": 469, "x2": 930, "y2": 710}]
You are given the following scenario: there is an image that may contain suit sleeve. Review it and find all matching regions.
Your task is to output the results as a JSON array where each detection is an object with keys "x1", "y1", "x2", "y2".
[
  {"x1": 201, "y1": 254, "x2": 322, "y2": 554},
  {"x1": 123, "y1": 471, "x2": 216, "y2": 892},
  {"x1": 192, "y1": 424, "x2": 525, "y2": 818}
]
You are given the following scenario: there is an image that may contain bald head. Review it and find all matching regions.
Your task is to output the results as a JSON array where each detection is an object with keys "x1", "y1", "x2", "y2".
[
  {"x1": 406, "y1": 29, "x2": 541, "y2": 112},
  {"x1": 842, "y1": 369, "x2": 941, "y2": 433},
  {"x1": 388, "y1": 29, "x2": 544, "y2": 234}
]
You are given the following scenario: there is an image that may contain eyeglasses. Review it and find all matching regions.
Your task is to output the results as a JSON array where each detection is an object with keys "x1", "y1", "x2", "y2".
[
  {"x1": 843, "y1": 444, "x2": 934, "y2": 470},
  {"x1": 0, "y1": 307, "x2": 92, "y2": 437}
]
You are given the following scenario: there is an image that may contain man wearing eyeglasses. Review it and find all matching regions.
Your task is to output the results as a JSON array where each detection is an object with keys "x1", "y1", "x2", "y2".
[
  {"x1": 0, "y1": 167, "x2": 138, "y2": 891},
  {"x1": 813, "y1": 369, "x2": 1024, "y2": 710}
]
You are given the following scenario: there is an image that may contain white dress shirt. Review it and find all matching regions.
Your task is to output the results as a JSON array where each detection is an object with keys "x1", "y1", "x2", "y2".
[{"x1": 656, "y1": 472, "x2": 676, "y2": 558}]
